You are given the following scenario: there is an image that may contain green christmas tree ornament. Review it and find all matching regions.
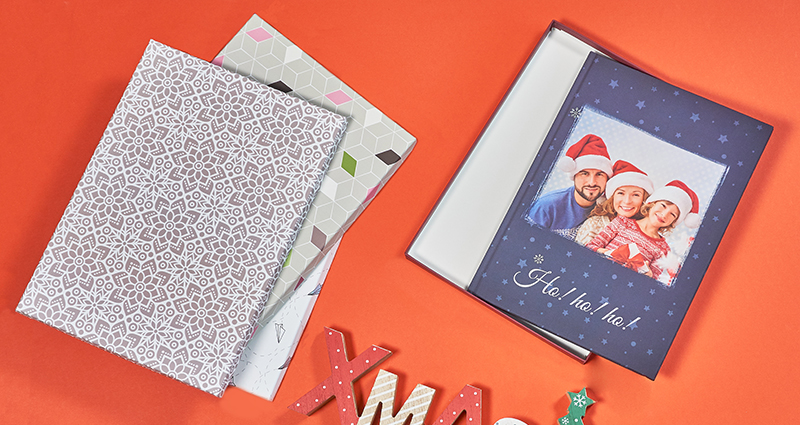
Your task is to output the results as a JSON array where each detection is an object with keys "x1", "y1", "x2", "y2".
[{"x1": 558, "y1": 388, "x2": 595, "y2": 425}]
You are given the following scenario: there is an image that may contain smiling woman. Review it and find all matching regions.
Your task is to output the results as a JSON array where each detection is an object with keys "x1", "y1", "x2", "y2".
[{"x1": 575, "y1": 160, "x2": 653, "y2": 245}]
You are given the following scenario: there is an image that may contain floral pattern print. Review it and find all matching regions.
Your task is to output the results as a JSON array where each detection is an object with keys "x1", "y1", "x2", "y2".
[{"x1": 16, "y1": 41, "x2": 347, "y2": 396}]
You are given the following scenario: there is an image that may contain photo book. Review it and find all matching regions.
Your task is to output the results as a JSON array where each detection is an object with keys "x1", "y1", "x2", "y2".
[
  {"x1": 16, "y1": 40, "x2": 348, "y2": 396},
  {"x1": 407, "y1": 23, "x2": 772, "y2": 378}
]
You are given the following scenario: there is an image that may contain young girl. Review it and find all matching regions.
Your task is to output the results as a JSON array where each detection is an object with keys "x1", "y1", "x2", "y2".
[
  {"x1": 575, "y1": 160, "x2": 653, "y2": 246},
  {"x1": 586, "y1": 180, "x2": 700, "y2": 279}
]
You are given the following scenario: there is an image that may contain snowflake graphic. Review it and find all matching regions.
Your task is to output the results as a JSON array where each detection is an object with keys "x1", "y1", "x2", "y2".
[
  {"x1": 533, "y1": 253, "x2": 544, "y2": 264},
  {"x1": 572, "y1": 393, "x2": 587, "y2": 407},
  {"x1": 197, "y1": 79, "x2": 258, "y2": 134},
  {"x1": 569, "y1": 107, "x2": 582, "y2": 119},
  {"x1": 139, "y1": 53, "x2": 195, "y2": 109}
]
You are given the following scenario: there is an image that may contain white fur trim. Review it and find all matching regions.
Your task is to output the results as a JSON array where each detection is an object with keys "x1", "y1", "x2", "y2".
[
  {"x1": 573, "y1": 154, "x2": 612, "y2": 177},
  {"x1": 647, "y1": 186, "x2": 692, "y2": 224},
  {"x1": 606, "y1": 172, "x2": 654, "y2": 196},
  {"x1": 557, "y1": 156, "x2": 576, "y2": 173}
]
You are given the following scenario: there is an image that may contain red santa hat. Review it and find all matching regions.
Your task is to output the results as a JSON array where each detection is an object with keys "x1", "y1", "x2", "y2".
[
  {"x1": 556, "y1": 134, "x2": 613, "y2": 177},
  {"x1": 647, "y1": 180, "x2": 701, "y2": 228},
  {"x1": 605, "y1": 160, "x2": 654, "y2": 196}
]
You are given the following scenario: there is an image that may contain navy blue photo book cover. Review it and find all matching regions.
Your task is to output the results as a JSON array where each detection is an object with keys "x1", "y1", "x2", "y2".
[{"x1": 468, "y1": 52, "x2": 772, "y2": 379}]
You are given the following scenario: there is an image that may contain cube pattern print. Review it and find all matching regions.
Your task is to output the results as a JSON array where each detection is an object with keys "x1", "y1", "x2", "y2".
[{"x1": 215, "y1": 15, "x2": 416, "y2": 324}]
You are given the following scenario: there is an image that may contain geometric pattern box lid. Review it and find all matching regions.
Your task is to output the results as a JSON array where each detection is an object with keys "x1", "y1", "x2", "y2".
[
  {"x1": 213, "y1": 15, "x2": 417, "y2": 325},
  {"x1": 16, "y1": 40, "x2": 348, "y2": 397}
]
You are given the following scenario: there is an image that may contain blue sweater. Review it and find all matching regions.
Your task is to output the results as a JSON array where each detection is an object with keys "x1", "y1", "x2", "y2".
[{"x1": 526, "y1": 186, "x2": 593, "y2": 239}]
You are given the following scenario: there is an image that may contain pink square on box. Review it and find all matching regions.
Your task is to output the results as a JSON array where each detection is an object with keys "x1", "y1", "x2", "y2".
[
  {"x1": 246, "y1": 28, "x2": 273, "y2": 42},
  {"x1": 325, "y1": 90, "x2": 352, "y2": 105}
]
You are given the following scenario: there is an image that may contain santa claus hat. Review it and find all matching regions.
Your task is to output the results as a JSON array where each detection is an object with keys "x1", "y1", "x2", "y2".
[
  {"x1": 605, "y1": 160, "x2": 654, "y2": 196},
  {"x1": 647, "y1": 180, "x2": 701, "y2": 228},
  {"x1": 556, "y1": 134, "x2": 613, "y2": 177}
]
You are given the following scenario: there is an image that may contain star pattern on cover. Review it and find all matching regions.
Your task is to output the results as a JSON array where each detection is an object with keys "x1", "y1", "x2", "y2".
[{"x1": 468, "y1": 52, "x2": 772, "y2": 380}]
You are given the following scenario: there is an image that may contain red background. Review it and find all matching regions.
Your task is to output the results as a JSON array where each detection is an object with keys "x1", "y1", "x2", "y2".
[{"x1": 1, "y1": 1, "x2": 797, "y2": 424}]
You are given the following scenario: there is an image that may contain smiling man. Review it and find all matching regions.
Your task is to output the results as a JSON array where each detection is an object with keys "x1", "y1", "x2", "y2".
[{"x1": 526, "y1": 134, "x2": 613, "y2": 240}]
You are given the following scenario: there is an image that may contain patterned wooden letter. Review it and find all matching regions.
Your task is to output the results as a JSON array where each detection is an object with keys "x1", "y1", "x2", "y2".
[
  {"x1": 356, "y1": 370, "x2": 436, "y2": 425},
  {"x1": 289, "y1": 328, "x2": 392, "y2": 425},
  {"x1": 430, "y1": 385, "x2": 482, "y2": 425}
]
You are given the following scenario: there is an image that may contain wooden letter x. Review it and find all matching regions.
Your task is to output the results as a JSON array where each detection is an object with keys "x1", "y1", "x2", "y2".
[{"x1": 289, "y1": 327, "x2": 392, "y2": 425}]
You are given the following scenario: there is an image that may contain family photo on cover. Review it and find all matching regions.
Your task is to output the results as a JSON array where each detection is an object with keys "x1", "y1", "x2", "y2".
[{"x1": 525, "y1": 107, "x2": 727, "y2": 286}]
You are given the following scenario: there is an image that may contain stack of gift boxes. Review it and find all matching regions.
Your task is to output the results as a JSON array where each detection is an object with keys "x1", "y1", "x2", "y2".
[{"x1": 16, "y1": 14, "x2": 415, "y2": 399}]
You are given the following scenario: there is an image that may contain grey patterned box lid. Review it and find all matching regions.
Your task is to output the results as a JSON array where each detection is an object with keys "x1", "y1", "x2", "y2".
[
  {"x1": 16, "y1": 40, "x2": 347, "y2": 396},
  {"x1": 213, "y1": 15, "x2": 417, "y2": 325}
]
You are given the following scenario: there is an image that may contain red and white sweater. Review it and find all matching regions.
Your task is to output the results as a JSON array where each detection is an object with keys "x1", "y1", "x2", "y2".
[{"x1": 586, "y1": 216, "x2": 670, "y2": 278}]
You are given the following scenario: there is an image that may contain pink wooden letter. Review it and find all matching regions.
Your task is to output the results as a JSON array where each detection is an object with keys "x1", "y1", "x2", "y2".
[
  {"x1": 289, "y1": 327, "x2": 392, "y2": 425},
  {"x1": 430, "y1": 385, "x2": 482, "y2": 425}
]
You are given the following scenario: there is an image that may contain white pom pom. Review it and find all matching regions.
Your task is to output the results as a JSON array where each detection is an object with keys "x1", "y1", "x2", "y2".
[
  {"x1": 683, "y1": 213, "x2": 701, "y2": 229},
  {"x1": 556, "y1": 156, "x2": 576, "y2": 173}
]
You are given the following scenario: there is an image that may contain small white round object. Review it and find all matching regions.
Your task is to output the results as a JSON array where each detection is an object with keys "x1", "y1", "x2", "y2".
[{"x1": 493, "y1": 418, "x2": 529, "y2": 425}]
